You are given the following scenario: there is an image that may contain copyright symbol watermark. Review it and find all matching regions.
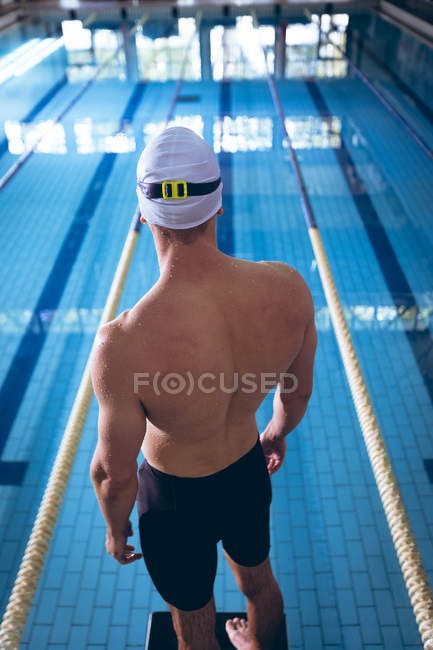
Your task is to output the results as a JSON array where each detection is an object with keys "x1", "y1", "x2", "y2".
[
  {"x1": 160, "y1": 372, "x2": 186, "y2": 395},
  {"x1": 133, "y1": 371, "x2": 194, "y2": 396}
]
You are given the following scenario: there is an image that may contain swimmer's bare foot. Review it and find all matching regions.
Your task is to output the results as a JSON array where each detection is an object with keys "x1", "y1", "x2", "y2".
[{"x1": 225, "y1": 618, "x2": 260, "y2": 650}]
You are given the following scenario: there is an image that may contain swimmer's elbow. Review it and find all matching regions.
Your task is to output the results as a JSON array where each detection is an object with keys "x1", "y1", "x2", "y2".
[
  {"x1": 281, "y1": 388, "x2": 313, "y2": 405},
  {"x1": 90, "y1": 459, "x2": 107, "y2": 484},
  {"x1": 90, "y1": 446, "x2": 138, "y2": 485},
  {"x1": 90, "y1": 461, "x2": 136, "y2": 488},
  {"x1": 296, "y1": 386, "x2": 313, "y2": 400},
  {"x1": 89, "y1": 449, "x2": 110, "y2": 484}
]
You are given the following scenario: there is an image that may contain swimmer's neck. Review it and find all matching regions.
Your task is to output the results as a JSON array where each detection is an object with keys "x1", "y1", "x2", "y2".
[{"x1": 152, "y1": 222, "x2": 225, "y2": 280}]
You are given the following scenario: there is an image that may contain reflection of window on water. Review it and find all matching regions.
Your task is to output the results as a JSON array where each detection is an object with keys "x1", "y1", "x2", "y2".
[
  {"x1": 136, "y1": 18, "x2": 200, "y2": 81},
  {"x1": 0, "y1": 308, "x2": 104, "y2": 335},
  {"x1": 285, "y1": 14, "x2": 348, "y2": 78},
  {"x1": 285, "y1": 116, "x2": 342, "y2": 149},
  {"x1": 315, "y1": 59, "x2": 347, "y2": 78},
  {"x1": 93, "y1": 30, "x2": 125, "y2": 80},
  {"x1": 62, "y1": 19, "x2": 94, "y2": 81},
  {"x1": 74, "y1": 119, "x2": 136, "y2": 154},
  {"x1": 143, "y1": 115, "x2": 204, "y2": 144},
  {"x1": 1, "y1": 302, "x2": 429, "y2": 335},
  {"x1": 62, "y1": 20, "x2": 92, "y2": 51},
  {"x1": 210, "y1": 14, "x2": 348, "y2": 80},
  {"x1": 4, "y1": 120, "x2": 67, "y2": 155},
  {"x1": 4, "y1": 119, "x2": 136, "y2": 155},
  {"x1": 315, "y1": 301, "x2": 433, "y2": 333},
  {"x1": 317, "y1": 13, "x2": 348, "y2": 59},
  {"x1": 3, "y1": 114, "x2": 341, "y2": 156},
  {"x1": 211, "y1": 18, "x2": 273, "y2": 80},
  {"x1": 212, "y1": 115, "x2": 340, "y2": 153},
  {"x1": 285, "y1": 22, "x2": 319, "y2": 78},
  {"x1": 61, "y1": 21, "x2": 126, "y2": 82},
  {"x1": 213, "y1": 116, "x2": 273, "y2": 153}
]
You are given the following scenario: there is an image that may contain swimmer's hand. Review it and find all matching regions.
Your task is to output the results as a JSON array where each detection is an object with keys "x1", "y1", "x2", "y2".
[
  {"x1": 260, "y1": 433, "x2": 286, "y2": 475},
  {"x1": 105, "y1": 520, "x2": 143, "y2": 565}
]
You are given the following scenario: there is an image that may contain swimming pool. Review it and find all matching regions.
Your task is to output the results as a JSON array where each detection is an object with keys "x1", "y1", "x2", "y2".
[{"x1": 0, "y1": 7, "x2": 432, "y2": 649}]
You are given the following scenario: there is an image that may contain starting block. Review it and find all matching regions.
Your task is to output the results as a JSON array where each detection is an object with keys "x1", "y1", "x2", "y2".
[{"x1": 145, "y1": 611, "x2": 289, "y2": 649}]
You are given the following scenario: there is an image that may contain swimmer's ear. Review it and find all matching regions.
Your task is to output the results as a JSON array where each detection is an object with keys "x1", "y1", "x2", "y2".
[
  {"x1": 216, "y1": 207, "x2": 224, "y2": 217},
  {"x1": 140, "y1": 215, "x2": 147, "y2": 225}
]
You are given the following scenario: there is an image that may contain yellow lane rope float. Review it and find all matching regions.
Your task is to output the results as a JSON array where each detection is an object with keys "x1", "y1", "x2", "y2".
[
  {"x1": 250, "y1": 11, "x2": 433, "y2": 649},
  {"x1": 310, "y1": 230, "x2": 433, "y2": 650}
]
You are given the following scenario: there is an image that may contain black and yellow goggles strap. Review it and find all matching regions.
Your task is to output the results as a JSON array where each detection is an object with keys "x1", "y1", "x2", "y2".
[{"x1": 138, "y1": 177, "x2": 221, "y2": 200}]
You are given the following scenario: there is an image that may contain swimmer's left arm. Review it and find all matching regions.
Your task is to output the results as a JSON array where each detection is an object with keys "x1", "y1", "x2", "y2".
[{"x1": 89, "y1": 324, "x2": 146, "y2": 564}]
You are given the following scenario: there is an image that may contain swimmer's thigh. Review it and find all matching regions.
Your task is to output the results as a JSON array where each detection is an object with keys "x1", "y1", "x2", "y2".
[
  {"x1": 139, "y1": 510, "x2": 218, "y2": 611},
  {"x1": 221, "y1": 447, "x2": 272, "y2": 567}
]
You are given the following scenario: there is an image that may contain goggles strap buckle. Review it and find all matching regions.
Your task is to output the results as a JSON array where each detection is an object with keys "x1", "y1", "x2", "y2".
[{"x1": 161, "y1": 180, "x2": 188, "y2": 200}]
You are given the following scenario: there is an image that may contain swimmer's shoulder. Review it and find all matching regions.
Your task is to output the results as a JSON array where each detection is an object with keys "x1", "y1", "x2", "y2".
[
  {"x1": 258, "y1": 259, "x2": 297, "y2": 277},
  {"x1": 258, "y1": 259, "x2": 307, "y2": 289},
  {"x1": 90, "y1": 311, "x2": 132, "y2": 398},
  {"x1": 257, "y1": 260, "x2": 314, "y2": 320},
  {"x1": 94, "y1": 310, "x2": 131, "y2": 347}
]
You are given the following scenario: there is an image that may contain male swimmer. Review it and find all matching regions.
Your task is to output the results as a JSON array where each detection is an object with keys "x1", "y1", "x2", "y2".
[{"x1": 90, "y1": 127, "x2": 317, "y2": 650}]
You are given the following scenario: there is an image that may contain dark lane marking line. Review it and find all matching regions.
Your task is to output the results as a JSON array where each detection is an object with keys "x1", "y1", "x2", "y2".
[
  {"x1": 0, "y1": 82, "x2": 146, "y2": 485},
  {"x1": 305, "y1": 79, "x2": 433, "y2": 406},
  {"x1": 217, "y1": 80, "x2": 234, "y2": 255},
  {"x1": 0, "y1": 74, "x2": 68, "y2": 158},
  {"x1": 424, "y1": 459, "x2": 433, "y2": 484},
  {"x1": 177, "y1": 94, "x2": 200, "y2": 103}
]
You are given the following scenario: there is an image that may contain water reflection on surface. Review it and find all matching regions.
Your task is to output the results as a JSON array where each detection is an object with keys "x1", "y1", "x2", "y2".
[
  {"x1": 64, "y1": 26, "x2": 126, "y2": 82},
  {"x1": 3, "y1": 114, "x2": 343, "y2": 155},
  {"x1": 4, "y1": 119, "x2": 67, "y2": 155},
  {"x1": 0, "y1": 296, "x2": 431, "y2": 335},
  {"x1": 74, "y1": 119, "x2": 136, "y2": 154},
  {"x1": 214, "y1": 116, "x2": 273, "y2": 153},
  {"x1": 136, "y1": 18, "x2": 200, "y2": 81},
  {"x1": 285, "y1": 116, "x2": 341, "y2": 149},
  {"x1": 143, "y1": 115, "x2": 204, "y2": 142}
]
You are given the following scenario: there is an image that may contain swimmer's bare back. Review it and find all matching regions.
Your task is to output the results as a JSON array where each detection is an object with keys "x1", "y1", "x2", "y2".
[{"x1": 90, "y1": 251, "x2": 317, "y2": 479}]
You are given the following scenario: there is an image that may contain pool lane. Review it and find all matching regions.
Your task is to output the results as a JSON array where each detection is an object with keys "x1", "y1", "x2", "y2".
[
  {"x1": 0, "y1": 82, "x2": 139, "y2": 416},
  {"x1": 294, "y1": 75, "x2": 433, "y2": 458},
  {"x1": 276, "y1": 75, "x2": 433, "y2": 638},
  {"x1": 0, "y1": 83, "x2": 147, "y2": 486},
  {"x1": 305, "y1": 78, "x2": 433, "y2": 404}
]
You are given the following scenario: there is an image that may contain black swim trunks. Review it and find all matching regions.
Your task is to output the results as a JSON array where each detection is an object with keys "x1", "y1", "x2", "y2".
[{"x1": 137, "y1": 436, "x2": 272, "y2": 611}]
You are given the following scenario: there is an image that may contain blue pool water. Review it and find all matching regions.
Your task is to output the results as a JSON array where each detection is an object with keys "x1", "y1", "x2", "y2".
[{"x1": 0, "y1": 11, "x2": 432, "y2": 649}]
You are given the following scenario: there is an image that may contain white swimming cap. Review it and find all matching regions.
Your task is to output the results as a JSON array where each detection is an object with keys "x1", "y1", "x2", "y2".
[{"x1": 136, "y1": 126, "x2": 222, "y2": 230}]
